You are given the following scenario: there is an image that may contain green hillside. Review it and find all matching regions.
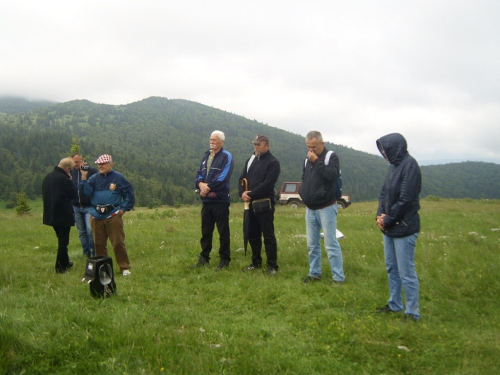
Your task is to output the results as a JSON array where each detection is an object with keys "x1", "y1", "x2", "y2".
[
  {"x1": 421, "y1": 161, "x2": 500, "y2": 199},
  {"x1": 0, "y1": 96, "x2": 499, "y2": 207},
  {"x1": 0, "y1": 96, "x2": 56, "y2": 114}
]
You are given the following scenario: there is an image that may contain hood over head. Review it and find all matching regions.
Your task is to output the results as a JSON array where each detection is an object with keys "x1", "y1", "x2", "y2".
[{"x1": 376, "y1": 133, "x2": 409, "y2": 165}]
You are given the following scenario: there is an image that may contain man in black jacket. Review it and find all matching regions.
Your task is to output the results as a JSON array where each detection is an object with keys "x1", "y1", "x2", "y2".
[
  {"x1": 71, "y1": 153, "x2": 98, "y2": 258},
  {"x1": 42, "y1": 157, "x2": 78, "y2": 273},
  {"x1": 375, "y1": 133, "x2": 421, "y2": 321},
  {"x1": 299, "y1": 131, "x2": 345, "y2": 283},
  {"x1": 239, "y1": 135, "x2": 281, "y2": 275}
]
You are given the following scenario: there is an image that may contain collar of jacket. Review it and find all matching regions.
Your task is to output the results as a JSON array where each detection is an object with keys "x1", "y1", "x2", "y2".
[
  {"x1": 255, "y1": 150, "x2": 271, "y2": 160},
  {"x1": 54, "y1": 166, "x2": 70, "y2": 177}
]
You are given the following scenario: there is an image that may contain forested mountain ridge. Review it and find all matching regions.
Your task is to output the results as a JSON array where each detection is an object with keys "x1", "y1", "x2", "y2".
[
  {"x1": 0, "y1": 96, "x2": 56, "y2": 114},
  {"x1": 0, "y1": 96, "x2": 499, "y2": 206},
  {"x1": 420, "y1": 161, "x2": 500, "y2": 199}
]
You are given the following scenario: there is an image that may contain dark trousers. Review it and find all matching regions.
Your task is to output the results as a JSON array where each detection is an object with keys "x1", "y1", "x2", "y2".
[
  {"x1": 200, "y1": 202, "x2": 231, "y2": 261},
  {"x1": 248, "y1": 204, "x2": 278, "y2": 269},
  {"x1": 53, "y1": 226, "x2": 71, "y2": 271}
]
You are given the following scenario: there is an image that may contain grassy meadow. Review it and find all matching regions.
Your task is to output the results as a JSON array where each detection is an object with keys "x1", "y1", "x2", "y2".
[{"x1": 1, "y1": 198, "x2": 499, "y2": 374}]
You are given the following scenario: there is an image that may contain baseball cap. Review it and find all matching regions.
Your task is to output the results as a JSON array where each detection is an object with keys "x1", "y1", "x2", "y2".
[
  {"x1": 252, "y1": 135, "x2": 269, "y2": 144},
  {"x1": 94, "y1": 154, "x2": 113, "y2": 164}
]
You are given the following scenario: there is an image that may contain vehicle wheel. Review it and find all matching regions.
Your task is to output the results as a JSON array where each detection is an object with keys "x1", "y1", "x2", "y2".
[
  {"x1": 289, "y1": 201, "x2": 300, "y2": 209},
  {"x1": 337, "y1": 201, "x2": 345, "y2": 209}
]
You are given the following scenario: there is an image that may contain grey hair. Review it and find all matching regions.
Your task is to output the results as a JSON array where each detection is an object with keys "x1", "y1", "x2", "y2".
[
  {"x1": 58, "y1": 157, "x2": 75, "y2": 169},
  {"x1": 306, "y1": 131, "x2": 323, "y2": 143},
  {"x1": 211, "y1": 130, "x2": 225, "y2": 141}
]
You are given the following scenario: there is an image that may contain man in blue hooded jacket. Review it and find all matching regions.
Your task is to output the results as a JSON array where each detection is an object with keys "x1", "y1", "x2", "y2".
[{"x1": 375, "y1": 133, "x2": 422, "y2": 321}]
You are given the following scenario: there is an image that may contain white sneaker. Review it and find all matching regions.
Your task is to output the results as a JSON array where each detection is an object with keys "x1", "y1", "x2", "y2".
[{"x1": 122, "y1": 270, "x2": 131, "y2": 276}]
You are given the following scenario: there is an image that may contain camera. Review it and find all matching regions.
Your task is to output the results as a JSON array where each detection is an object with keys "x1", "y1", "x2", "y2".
[{"x1": 81, "y1": 165, "x2": 90, "y2": 171}]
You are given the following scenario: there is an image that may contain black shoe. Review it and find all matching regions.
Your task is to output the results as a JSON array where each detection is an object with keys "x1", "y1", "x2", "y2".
[
  {"x1": 190, "y1": 256, "x2": 209, "y2": 269},
  {"x1": 302, "y1": 276, "x2": 321, "y2": 283},
  {"x1": 376, "y1": 304, "x2": 400, "y2": 313},
  {"x1": 67, "y1": 262, "x2": 74, "y2": 269},
  {"x1": 215, "y1": 259, "x2": 230, "y2": 271},
  {"x1": 404, "y1": 314, "x2": 419, "y2": 322},
  {"x1": 266, "y1": 267, "x2": 277, "y2": 276},
  {"x1": 243, "y1": 263, "x2": 261, "y2": 272}
]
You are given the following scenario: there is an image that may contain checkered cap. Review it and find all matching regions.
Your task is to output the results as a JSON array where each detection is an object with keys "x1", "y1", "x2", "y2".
[{"x1": 94, "y1": 154, "x2": 113, "y2": 164}]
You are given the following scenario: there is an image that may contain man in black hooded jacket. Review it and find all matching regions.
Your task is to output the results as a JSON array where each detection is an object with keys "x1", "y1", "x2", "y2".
[{"x1": 375, "y1": 133, "x2": 422, "y2": 321}]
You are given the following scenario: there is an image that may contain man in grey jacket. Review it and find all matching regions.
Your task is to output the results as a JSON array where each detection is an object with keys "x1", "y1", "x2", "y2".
[{"x1": 70, "y1": 153, "x2": 98, "y2": 258}]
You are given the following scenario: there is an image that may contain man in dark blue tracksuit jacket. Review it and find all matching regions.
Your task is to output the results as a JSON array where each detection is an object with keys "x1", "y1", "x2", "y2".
[{"x1": 191, "y1": 130, "x2": 234, "y2": 271}]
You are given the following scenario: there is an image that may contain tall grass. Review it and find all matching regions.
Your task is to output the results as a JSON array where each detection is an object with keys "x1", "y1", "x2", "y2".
[{"x1": 1, "y1": 199, "x2": 499, "y2": 374}]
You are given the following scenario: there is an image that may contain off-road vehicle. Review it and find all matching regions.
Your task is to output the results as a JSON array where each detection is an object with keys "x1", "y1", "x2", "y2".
[{"x1": 277, "y1": 182, "x2": 351, "y2": 209}]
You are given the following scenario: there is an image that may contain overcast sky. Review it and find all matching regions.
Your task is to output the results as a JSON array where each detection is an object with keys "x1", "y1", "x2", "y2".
[{"x1": 2, "y1": 0, "x2": 499, "y2": 164}]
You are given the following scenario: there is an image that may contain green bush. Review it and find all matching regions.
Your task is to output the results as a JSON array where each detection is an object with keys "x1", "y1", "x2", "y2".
[
  {"x1": 5, "y1": 200, "x2": 15, "y2": 209},
  {"x1": 424, "y1": 195, "x2": 441, "y2": 201}
]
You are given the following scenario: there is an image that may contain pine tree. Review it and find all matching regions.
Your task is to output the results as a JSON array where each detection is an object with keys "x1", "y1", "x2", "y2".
[
  {"x1": 70, "y1": 136, "x2": 81, "y2": 155},
  {"x1": 15, "y1": 190, "x2": 32, "y2": 215}
]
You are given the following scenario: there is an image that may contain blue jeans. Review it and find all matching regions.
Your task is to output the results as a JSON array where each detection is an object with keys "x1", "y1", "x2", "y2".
[
  {"x1": 306, "y1": 204, "x2": 345, "y2": 282},
  {"x1": 384, "y1": 233, "x2": 420, "y2": 319},
  {"x1": 73, "y1": 206, "x2": 95, "y2": 256}
]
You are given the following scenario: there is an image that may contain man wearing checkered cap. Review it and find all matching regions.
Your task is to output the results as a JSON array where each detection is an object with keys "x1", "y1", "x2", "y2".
[{"x1": 79, "y1": 154, "x2": 135, "y2": 276}]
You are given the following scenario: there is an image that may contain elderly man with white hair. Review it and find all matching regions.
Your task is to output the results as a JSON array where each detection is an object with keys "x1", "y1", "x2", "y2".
[
  {"x1": 192, "y1": 130, "x2": 234, "y2": 271},
  {"x1": 42, "y1": 157, "x2": 78, "y2": 273}
]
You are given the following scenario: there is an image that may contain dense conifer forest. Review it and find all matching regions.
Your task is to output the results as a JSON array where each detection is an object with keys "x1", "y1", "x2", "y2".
[{"x1": 1, "y1": 96, "x2": 499, "y2": 207}]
